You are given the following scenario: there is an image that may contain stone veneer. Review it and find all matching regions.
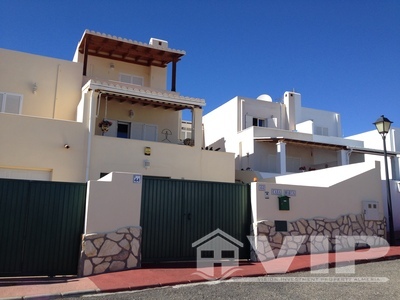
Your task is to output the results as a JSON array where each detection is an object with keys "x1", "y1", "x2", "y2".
[
  {"x1": 251, "y1": 214, "x2": 386, "y2": 261},
  {"x1": 78, "y1": 226, "x2": 141, "y2": 277}
]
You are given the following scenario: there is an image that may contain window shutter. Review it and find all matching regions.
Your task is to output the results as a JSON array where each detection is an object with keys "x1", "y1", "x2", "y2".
[{"x1": 144, "y1": 124, "x2": 157, "y2": 141}]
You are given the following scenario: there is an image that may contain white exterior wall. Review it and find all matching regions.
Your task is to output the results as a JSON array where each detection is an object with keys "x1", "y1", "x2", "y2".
[
  {"x1": 85, "y1": 172, "x2": 142, "y2": 233},
  {"x1": 233, "y1": 127, "x2": 255, "y2": 170},
  {"x1": 300, "y1": 107, "x2": 341, "y2": 137},
  {"x1": 0, "y1": 48, "x2": 83, "y2": 120},
  {"x1": 203, "y1": 97, "x2": 238, "y2": 149},
  {"x1": 348, "y1": 129, "x2": 399, "y2": 179},
  {"x1": 349, "y1": 129, "x2": 398, "y2": 152},
  {"x1": 0, "y1": 113, "x2": 87, "y2": 182},
  {"x1": 150, "y1": 65, "x2": 167, "y2": 90},
  {"x1": 241, "y1": 97, "x2": 282, "y2": 130},
  {"x1": 88, "y1": 135, "x2": 234, "y2": 182},
  {"x1": 252, "y1": 161, "x2": 384, "y2": 223}
]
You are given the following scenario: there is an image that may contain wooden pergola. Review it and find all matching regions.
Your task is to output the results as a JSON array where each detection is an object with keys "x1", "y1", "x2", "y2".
[{"x1": 77, "y1": 31, "x2": 185, "y2": 91}]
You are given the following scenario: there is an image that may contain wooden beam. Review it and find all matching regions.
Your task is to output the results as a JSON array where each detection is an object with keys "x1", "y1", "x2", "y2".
[
  {"x1": 171, "y1": 60, "x2": 177, "y2": 92},
  {"x1": 83, "y1": 37, "x2": 89, "y2": 76}
]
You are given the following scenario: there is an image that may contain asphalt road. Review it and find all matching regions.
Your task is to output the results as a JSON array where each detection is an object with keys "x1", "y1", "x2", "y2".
[{"x1": 61, "y1": 258, "x2": 400, "y2": 300}]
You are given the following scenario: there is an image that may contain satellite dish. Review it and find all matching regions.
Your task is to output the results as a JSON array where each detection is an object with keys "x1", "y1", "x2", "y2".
[{"x1": 257, "y1": 94, "x2": 273, "y2": 102}]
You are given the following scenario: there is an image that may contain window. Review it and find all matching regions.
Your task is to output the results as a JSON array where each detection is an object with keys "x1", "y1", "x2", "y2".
[
  {"x1": 0, "y1": 92, "x2": 23, "y2": 114},
  {"x1": 315, "y1": 126, "x2": 329, "y2": 136},
  {"x1": 119, "y1": 73, "x2": 144, "y2": 86},
  {"x1": 180, "y1": 121, "x2": 192, "y2": 140},
  {"x1": 117, "y1": 122, "x2": 130, "y2": 138},
  {"x1": 252, "y1": 117, "x2": 266, "y2": 127}
]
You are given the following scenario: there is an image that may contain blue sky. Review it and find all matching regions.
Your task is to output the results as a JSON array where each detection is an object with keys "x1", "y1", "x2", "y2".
[{"x1": 1, "y1": 0, "x2": 399, "y2": 136}]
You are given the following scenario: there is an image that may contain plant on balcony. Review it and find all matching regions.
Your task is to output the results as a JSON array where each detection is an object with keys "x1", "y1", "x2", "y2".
[{"x1": 99, "y1": 119, "x2": 113, "y2": 133}]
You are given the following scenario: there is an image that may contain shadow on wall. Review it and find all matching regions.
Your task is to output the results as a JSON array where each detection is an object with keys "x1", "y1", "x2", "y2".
[{"x1": 202, "y1": 137, "x2": 225, "y2": 152}]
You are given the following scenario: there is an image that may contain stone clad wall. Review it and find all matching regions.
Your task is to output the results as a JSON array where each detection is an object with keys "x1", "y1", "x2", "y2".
[
  {"x1": 251, "y1": 214, "x2": 386, "y2": 261},
  {"x1": 79, "y1": 226, "x2": 141, "y2": 277}
]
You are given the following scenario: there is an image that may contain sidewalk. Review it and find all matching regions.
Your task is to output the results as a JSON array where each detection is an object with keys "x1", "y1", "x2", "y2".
[{"x1": 1, "y1": 246, "x2": 400, "y2": 299}]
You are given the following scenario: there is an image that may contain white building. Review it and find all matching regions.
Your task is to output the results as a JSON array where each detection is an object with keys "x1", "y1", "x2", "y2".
[
  {"x1": 0, "y1": 30, "x2": 234, "y2": 183},
  {"x1": 203, "y1": 91, "x2": 365, "y2": 183}
]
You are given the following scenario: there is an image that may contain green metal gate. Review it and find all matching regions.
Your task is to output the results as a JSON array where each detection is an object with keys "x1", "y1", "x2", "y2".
[
  {"x1": 0, "y1": 179, "x2": 86, "y2": 277},
  {"x1": 140, "y1": 178, "x2": 250, "y2": 261}
]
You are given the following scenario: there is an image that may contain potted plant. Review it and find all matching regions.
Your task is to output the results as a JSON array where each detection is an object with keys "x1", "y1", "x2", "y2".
[{"x1": 99, "y1": 119, "x2": 112, "y2": 134}]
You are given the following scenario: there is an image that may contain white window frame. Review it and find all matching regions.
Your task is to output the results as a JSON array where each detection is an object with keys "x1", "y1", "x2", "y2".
[
  {"x1": 119, "y1": 73, "x2": 144, "y2": 86},
  {"x1": 315, "y1": 126, "x2": 329, "y2": 136},
  {"x1": 117, "y1": 121, "x2": 131, "y2": 139},
  {"x1": 0, "y1": 92, "x2": 23, "y2": 114}
]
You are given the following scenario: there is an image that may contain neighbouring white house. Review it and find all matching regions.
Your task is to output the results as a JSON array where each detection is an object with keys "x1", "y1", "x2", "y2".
[
  {"x1": 0, "y1": 30, "x2": 234, "y2": 183},
  {"x1": 203, "y1": 91, "x2": 400, "y2": 234},
  {"x1": 203, "y1": 92, "x2": 367, "y2": 183}
]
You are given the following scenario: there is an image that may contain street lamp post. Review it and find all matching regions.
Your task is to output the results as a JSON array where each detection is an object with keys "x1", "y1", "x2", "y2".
[{"x1": 373, "y1": 115, "x2": 395, "y2": 246}]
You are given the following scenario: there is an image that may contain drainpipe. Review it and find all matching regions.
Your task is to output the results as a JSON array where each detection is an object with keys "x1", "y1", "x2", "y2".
[{"x1": 85, "y1": 90, "x2": 96, "y2": 182}]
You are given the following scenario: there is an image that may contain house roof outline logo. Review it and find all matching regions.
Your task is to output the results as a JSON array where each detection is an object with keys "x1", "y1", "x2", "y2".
[
  {"x1": 192, "y1": 228, "x2": 243, "y2": 248},
  {"x1": 192, "y1": 228, "x2": 243, "y2": 280}
]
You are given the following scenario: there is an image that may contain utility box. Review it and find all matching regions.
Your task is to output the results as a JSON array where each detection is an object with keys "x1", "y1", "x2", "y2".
[
  {"x1": 363, "y1": 201, "x2": 379, "y2": 220},
  {"x1": 278, "y1": 196, "x2": 290, "y2": 211}
]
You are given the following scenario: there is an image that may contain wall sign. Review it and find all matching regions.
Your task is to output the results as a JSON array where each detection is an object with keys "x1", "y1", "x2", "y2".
[
  {"x1": 284, "y1": 190, "x2": 296, "y2": 196},
  {"x1": 271, "y1": 189, "x2": 282, "y2": 195},
  {"x1": 133, "y1": 174, "x2": 142, "y2": 183}
]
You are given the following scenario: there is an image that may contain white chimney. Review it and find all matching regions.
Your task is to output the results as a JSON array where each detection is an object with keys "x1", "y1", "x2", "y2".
[
  {"x1": 149, "y1": 38, "x2": 168, "y2": 49},
  {"x1": 283, "y1": 92, "x2": 301, "y2": 131}
]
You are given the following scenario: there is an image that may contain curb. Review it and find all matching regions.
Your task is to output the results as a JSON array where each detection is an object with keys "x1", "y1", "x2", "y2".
[{"x1": 0, "y1": 289, "x2": 100, "y2": 300}]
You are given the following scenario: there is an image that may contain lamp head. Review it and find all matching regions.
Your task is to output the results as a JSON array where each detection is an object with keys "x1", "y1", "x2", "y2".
[{"x1": 373, "y1": 115, "x2": 392, "y2": 136}]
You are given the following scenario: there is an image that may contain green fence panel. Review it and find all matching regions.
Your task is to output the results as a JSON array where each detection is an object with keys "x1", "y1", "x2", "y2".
[
  {"x1": 140, "y1": 177, "x2": 250, "y2": 262},
  {"x1": 0, "y1": 179, "x2": 86, "y2": 277},
  {"x1": 22, "y1": 181, "x2": 87, "y2": 276},
  {"x1": 140, "y1": 178, "x2": 183, "y2": 261},
  {"x1": 0, "y1": 179, "x2": 30, "y2": 275}
]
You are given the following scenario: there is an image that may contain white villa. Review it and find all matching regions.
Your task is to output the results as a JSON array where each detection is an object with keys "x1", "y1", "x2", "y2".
[
  {"x1": 0, "y1": 30, "x2": 234, "y2": 183},
  {"x1": 202, "y1": 92, "x2": 370, "y2": 182},
  {"x1": 1, "y1": 30, "x2": 397, "y2": 277},
  {"x1": 202, "y1": 92, "x2": 400, "y2": 230}
]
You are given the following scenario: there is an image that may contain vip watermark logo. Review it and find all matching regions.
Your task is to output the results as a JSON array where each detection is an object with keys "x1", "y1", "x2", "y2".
[
  {"x1": 191, "y1": 229, "x2": 243, "y2": 280},
  {"x1": 192, "y1": 229, "x2": 390, "y2": 282},
  {"x1": 248, "y1": 235, "x2": 390, "y2": 275}
]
